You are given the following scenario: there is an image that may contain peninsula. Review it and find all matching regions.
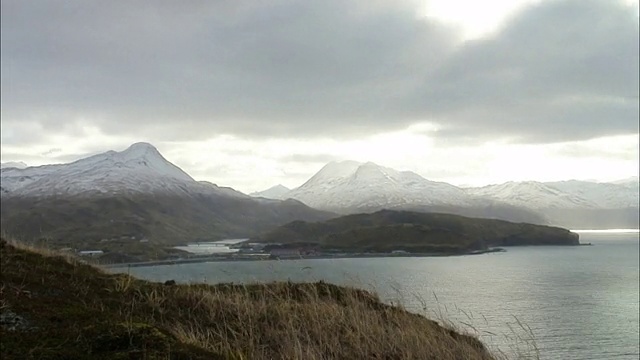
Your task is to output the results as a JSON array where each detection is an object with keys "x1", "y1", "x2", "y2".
[{"x1": 252, "y1": 209, "x2": 580, "y2": 255}]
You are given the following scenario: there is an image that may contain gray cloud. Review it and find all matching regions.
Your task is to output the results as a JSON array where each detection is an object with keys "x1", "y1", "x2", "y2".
[
  {"x1": 553, "y1": 142, "x2": 639, "y2": 160},
  {"x1": 219, "y1": 149, "x2": 257, "y2": 157},
  {"x1": 47, "y1": 152, "x2": 102, "y2": 163},
  {"x1": 41, "y1": 148, "x2": 62, "y2": 156},
  {"x1": 279, "y1": 153, "x2": 339, "y2": 163},
  {"x1": 1, "y1": 150, "x2": 115, "y2": 165},
  {"x1": 1, "y1": 0, "x2": 637, "y2": 144},
  {"x1": 414, "y1": 0, "x2": 639, "y2": 143}
]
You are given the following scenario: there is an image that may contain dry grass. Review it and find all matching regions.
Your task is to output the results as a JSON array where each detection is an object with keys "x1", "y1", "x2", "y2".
[
  {"x1": 138, "y1": 282, "x2": 493, "y2": 360},
  {"x1": 0, "y1": 237, "x2": 528, "y2": 359},
  {"x1": 403, "y1": 287, "x2": 540, "y2": 360}
]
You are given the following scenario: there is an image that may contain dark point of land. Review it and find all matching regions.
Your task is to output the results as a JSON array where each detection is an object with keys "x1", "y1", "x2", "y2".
[{"x1": 253, "y1": 209, "x2": 580, "y2": 254}]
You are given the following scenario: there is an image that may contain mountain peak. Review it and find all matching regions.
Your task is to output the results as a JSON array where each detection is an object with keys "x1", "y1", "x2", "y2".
[
  {"x1": 353, "y1": 161, "x2": 394, "y2": 181},
  {"x1": 250, "y1": 184, "x2": 291, "y2": 199},
  {"x1": 112, "y1": 142, "x2": 194, "y2": 182},
  {"x1": 120, "y1": 142, "x2": 161, "y2": 159},
  {"x1": 323, "y1": 160, "x2": 362, "y2": 171},
  {"x1": 287, "y1": 159, "x2": 472, "y2": 211},
  {"x1": 0, "y1": 142, "x2": 198, "y2": 197},
  {"x1": 126, "y1": 142, "x2": 158, "y2": 151},
  {"x1": 304, "y1": 161, "x2": 362, "y2": 184}
]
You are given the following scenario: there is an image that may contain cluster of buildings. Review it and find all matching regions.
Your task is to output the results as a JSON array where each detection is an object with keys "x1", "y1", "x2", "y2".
[
  {"x1": 266, "y1": 247, "x2": 319, "y2": 259},
  {"x1": 232, "y1": 242, "x2": 320, "y2": 259}
]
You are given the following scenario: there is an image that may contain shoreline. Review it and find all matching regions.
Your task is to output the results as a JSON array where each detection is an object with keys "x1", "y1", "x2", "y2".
[
  {"x1": 571, "y1": 229, "x2": 639, "y2": 233},
  {"x1": 102, "y1": 247, "x2": 507, "y2": 269}
]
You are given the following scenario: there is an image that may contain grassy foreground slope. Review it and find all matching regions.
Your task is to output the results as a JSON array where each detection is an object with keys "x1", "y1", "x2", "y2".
[
  {"x1": 0, "y1": 238, "x2": 496, "y2": 360},
  {"x1": 255, "y1": 209, "x2": 580, "y2": 253}
]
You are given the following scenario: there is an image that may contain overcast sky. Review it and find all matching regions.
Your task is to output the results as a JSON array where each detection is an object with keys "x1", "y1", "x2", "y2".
[{"x1": 1, "y1": 0, "x2": 638, "y2": 192}]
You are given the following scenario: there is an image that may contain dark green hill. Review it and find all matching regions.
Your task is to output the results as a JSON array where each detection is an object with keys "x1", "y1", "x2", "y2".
[
  {"x1": 0, "y1": 194, "x2": 334, "y2": 256},
  {"x1": 397, "y1": 203, "x2": 549, "y2": 226},
  {"x1": 254, "y1": 210, "x2": 580, "y2": 253}
]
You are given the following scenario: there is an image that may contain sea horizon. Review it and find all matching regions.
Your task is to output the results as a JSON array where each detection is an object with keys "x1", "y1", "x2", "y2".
[{"x1": 571, "y1": 228, "x2": 640, "y2": 233}]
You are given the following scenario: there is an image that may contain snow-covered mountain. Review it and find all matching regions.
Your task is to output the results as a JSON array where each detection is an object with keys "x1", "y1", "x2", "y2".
[
  {"x1": 611, "y1": 176, "x2": 640, "y2": 189},
  {"x1": 465, "y1": 181, "x2": 599, "y2": 209},
  {"x1": 545, "y1": 180, "x2": 639, "y2": 209},
  {"x1": 0, "y1": 142, "x2": 334, "y2": 247},
  {"x1": 0, "y1": 142, "x2": 247, "y2": 199},
  {"x1": 0, "y1": 161, "x2": 28, "y2": 169},
  {"x1": 250, "y1": 184, "x2": 291, "y2": 199},
  {"x1": 275, "y1": 160, "x2": 638, "y2": 227},
  {"x1": 464, "y1": 179, "x2": 639, "y2": 228},
  {"x1": 465, "y1": 179, "x2": 639, "y2": 210},
  {"x1": 284, "y1": 161, "x2": 474, "y2": 212}
]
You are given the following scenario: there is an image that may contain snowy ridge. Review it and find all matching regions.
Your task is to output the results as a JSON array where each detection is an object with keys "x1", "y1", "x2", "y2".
[
  {"x1": 465, "y1": 179, "x2": 639, "y2": 210},
  {"x1": 610, "y1": 176, "x2": 640, "y2": 190},
  {"x1": 0, "y1": 143, "x2": 247, "y2": 198},
  {"x1": 284, "y1": 161, "x2": 474, "y2": 211},
  {"x1": 275, "y1": 160, "x2": 638, "y2": 214},
  {"x1": 465, "y1": 181, "x2": 598, "y2": 209},
  {"x1": 0, "y1": 161, "x2": 28, "y2": 169},
  {"x1": 545, "y1": 180, "x2": 639, "y2": 209}
]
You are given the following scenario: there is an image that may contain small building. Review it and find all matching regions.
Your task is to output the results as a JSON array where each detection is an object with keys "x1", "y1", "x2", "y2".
[{"x1": 78, "y1": 250, "x2": 104, "y2": 257}]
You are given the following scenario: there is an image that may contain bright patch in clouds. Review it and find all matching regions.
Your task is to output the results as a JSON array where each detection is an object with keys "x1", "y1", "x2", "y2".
[
  {"x1": 423, "y1": 0, "x2": 639, "y2": 39},
  {"x1": 422, "y1": 0, "x2": 538, "y2": 39},
  {"x1": 4, "y1": 130, "x2": 636, "y2": 194},
  {"x1": 167, "y1": 132, "x2": 639, "y2": 192}
]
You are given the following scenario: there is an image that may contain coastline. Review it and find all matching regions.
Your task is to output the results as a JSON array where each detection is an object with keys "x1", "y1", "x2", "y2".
[
  {"x1": 571, "y1": 229, "x2": 639, "y2": 233},
  {"x1": 102, "y1": 247, "x2": 507, "y2": 269}
]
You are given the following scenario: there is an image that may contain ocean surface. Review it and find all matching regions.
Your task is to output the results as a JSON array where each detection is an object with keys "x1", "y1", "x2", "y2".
[{"x1": 110, "y1": 231, "x2": 640, "y2": 359}]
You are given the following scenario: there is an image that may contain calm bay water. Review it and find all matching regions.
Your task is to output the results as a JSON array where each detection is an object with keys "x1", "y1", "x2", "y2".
[{"x1": 111, "y1": 232, "x2": 639, "y2": 359}]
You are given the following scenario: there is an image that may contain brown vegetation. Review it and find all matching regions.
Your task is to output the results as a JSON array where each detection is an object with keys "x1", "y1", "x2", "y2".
[{"x1": 0, "y1": 237, "x2": 502, "y2": 359}]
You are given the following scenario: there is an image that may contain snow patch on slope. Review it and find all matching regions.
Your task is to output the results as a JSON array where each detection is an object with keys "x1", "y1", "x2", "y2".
[
  {"x1": 545, "y1": 180, "x2": 639, "y2": 209},
  {"x1": 0, "y1": 142, "x2": 245, "y2": 198},
  {"x1": 285, "y1": 161, "x2": 473, "y2": 211},
  {"x1": 465, "y1": 181, "x2": 597, "y2": 209}
]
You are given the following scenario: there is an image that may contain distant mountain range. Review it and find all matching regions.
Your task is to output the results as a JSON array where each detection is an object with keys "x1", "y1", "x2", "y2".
[
  {"x1": 2, "y1": 145, "x2": 636, "y2": 250},
  {"x1": 465, "y1": 179, "x2": 638, "y2": 228},
  {"x1": 0, "y1": 143, "x2": 333, "y2": 249},
  {"x1": 251, "y1": 161, "x2": 639, "y2": 229},
  {"x1": 469, "y1": 179, "x2": 638, "y2": 210},
  {"x1": 249, "y1": 161, "x2": 548, "y2": 224},
  {"x1": 250, "y1": 184, "x2": 291, "y2": 199}
]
